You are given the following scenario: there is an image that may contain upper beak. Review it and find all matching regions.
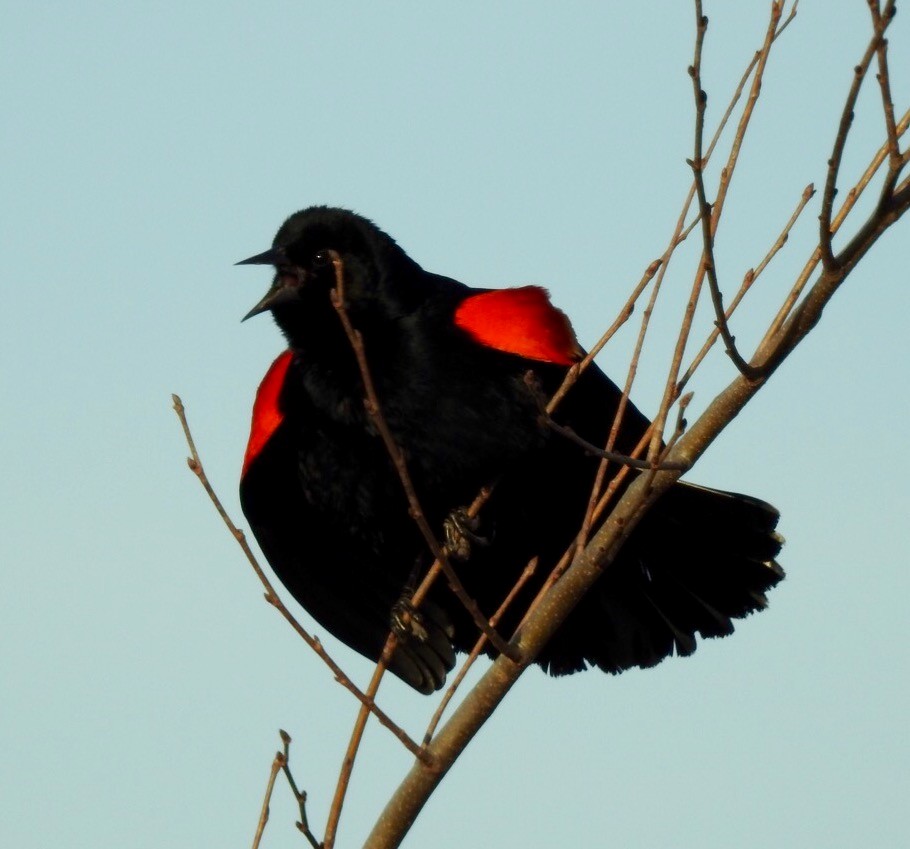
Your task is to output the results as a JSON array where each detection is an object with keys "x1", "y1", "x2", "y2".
[{"x1": 235, "y1": 246, "x2": 286, "y2": 266}]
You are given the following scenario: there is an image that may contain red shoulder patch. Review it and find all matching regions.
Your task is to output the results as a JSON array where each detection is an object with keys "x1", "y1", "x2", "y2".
[
  {"x1": 453, "y1": 286, "x2": 583, "y2": 366},
  {"x1": 242, "y1": 350, "x2": 294, "y2": 477}
]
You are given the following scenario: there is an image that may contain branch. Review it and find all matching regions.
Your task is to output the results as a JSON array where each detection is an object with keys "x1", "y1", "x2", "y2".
[
  {"x1": 251, "y1": 748, "x2": 284, "y2": 849},
  {"x1": 279, "y1": 730, "x2": 322, "y2": 849},
  {"x1": 542, "y1": 413, "x2": 690, "y2": 472},
  {"x1": 422, "y1": 557, "x2": 538, "y2": 745},
  {"x1": 363, "y1": 3, "x2": 910, "y2": 844},
  {"x1": 323, "y1": 634, "x2": 401, "y2": 849},
  {"x1": 327, "y1": 256, "x2": 518, "y2": 662},
  {"x1": 819, "y1": 15, "x2": 886, "y2": 270},
  {"x1": 549, "y1": 1, "x2": 797, "y2": 415},
  {"x1": 323, "y1": 484, "x2": 493, "y2": 849},
  {"x1": 690, "y1": 152, "x2": 766, "y2": 381},
  {"x1": 171, "y1": 395, "x2": 426, "y2": 762},
  {"x1": 869, "y1": 1, "x2": 901, "y2": 175},
  {"x1": 546, "y1": 257, "x2": 659, "y2": 414},
  {"x1": 363, "y1": 241, "x2": 859, "y2": 845},
  {"x1": 680, "y1": 181, "x2": 814, "y2": 389},
  {"x1": 687, "y1": 0, "x2": 782, "y2": 381},
  {"x1": 321, "y1": 258, "x2": 515, "y2": 849},
  {"x1": 759, "y1": 107, "x2": 910, "y2": 350}
]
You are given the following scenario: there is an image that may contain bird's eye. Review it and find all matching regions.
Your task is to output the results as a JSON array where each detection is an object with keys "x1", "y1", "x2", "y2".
[{"x1": 312, "y1": 250, "x2": 332, "y2": 269}]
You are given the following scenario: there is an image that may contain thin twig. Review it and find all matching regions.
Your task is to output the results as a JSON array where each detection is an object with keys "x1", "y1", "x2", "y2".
[
  {"x1": 580, "y1": 191, "x2": 693, "y2": 537},
  {"x1": 171, "y1": 395, "x2": 425, "y2": 761},
  {"x1": 547, "y1": 3, "x2": 797, "y2": 417},
  {"x1": 546, "y1": 258, "x2": 660, "y2": 413},
  {"x1": 327, "y1": 256, "x2": 517, "y2": 662},
  {"x1": 711, "y1": 2, "x2": 787, "y2": 230},
  {"x1": 819, "y1": 30, "x2": 881, "y2": 270},
  {"x1": 568, "y1": 1, "x2": 798, "y2": 548},
  {"x1": 648, "y1": 0, "x2": 788, "y2": 460},
  {"x1": 423, "y1": 558, "x2": 539, "y2": 745},
  {"x1": 251, "y1": 749, "x2": 284, "y2": 849},
  {"x1": 323, "y1": 635, "x2": 399, "y2": 849},
  {"x1": 756, "y1": 0, "x2": 910, "y2": 374},
  {"x1": 526, "y1": 371, "x2": 688, "y2": 472},
  {"x1": 278, "y1": 730, "x2": 322, "y2": 849},
  {"x1": 321, "y1": 259, "x2": 514, "y2": 849},
  {"x1": 543, "y1": 414, "x2": 690, "y2": 472},
  {"x1": 365, "y1": 3, "x2": 910, "y2": 834},
  {"x1": 869, "y1": 1, "x2": 901, "y2": 172},
  {"x1": 687, "y1": 1, "x2": 784, "y2": 381},
  {"x1": 679, "y1": 182, "x2": 815, "y2": 390},
  {"x1": 759, "y1": 107, "x2": 910, "y2": 349},
  {"x1": 660, "y1": 392, "x2": 694, "y2": 461},
  {"x1": 689, "y1": 165, "x2": 761, "y2": 380},
  {"x1": 323, "y1": 486, "x2": 493, "y2": 849}
]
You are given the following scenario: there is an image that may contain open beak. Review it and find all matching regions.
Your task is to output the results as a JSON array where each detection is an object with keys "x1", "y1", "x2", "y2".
[{"x1": 237, "y1": 246, "x2": 304, "y2": 321}]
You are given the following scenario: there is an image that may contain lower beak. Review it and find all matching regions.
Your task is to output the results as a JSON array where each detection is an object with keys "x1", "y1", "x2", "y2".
[{"x1": 242, "y1": 269, "x2": 306, "y2": 322}]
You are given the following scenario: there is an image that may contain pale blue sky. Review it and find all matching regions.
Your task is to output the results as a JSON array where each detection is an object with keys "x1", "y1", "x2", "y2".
[{"x1": 3, "y1": 3, "x2": 908, "y2": 848}]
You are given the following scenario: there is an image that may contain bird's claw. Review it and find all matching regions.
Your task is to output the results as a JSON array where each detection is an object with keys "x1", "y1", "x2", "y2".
[
  {"x1": 390, "y1": 599, "x2": 430, "y2": 644},
  {"x1": 443, "y1": 507, "x2": 491, "y2": 561}
]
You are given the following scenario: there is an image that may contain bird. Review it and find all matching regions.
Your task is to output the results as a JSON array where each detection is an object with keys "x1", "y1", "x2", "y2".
[{"x1": 237, "y1": 206, "x2": 784, "y2": 694}]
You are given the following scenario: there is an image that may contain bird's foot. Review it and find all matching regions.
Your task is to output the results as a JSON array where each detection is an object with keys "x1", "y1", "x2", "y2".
[
  {"x1": 443, "y1": 507, "x2": 491, "y2": 561},
  {"x1": 390, "y1": 598, "x2": 430, "y2": 644}
]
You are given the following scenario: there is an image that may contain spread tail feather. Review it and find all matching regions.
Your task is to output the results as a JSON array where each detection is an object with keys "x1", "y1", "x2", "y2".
[{"x1": 539, "y1": 482, "x2": 784, "y2": 676}]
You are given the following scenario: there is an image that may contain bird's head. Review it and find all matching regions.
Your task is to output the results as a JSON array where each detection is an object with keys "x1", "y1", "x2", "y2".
[{"x1": 237, "y1": 206, "x2": 423, "y2": 350}]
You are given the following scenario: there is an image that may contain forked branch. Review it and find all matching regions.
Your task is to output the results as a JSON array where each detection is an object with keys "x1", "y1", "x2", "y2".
[{"x1": 363, "y1": 3, "x2": 910, "y2": 846}]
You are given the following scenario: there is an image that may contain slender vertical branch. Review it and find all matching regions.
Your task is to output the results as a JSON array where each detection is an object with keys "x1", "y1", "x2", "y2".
[
  {"x1": 323, "y1": 638, "x2": 401, "y2": 849},
  {"x1": 327, "y1": 256, "x2": 517, "y2": 661},
  {"x1": 546, "y1": 258, "x2": 659, "y2": 413},
  {"x1": 422, "y1": 558, "x2": 539, "y2": 745},
  {"x1": 679, "y1": 182, "x2": 815, "y2": 389},
  {"x1": 364, "y1": 3, "x2": 910, "y2": 841},
  {"x1": 251, "y1": 750, "x2": 284, "y2": 849},
  {"x1": 322, "y1": 258, "x2": 515, "y2": 849},
  {"x1": 869, "y1": 1, "x2": 901, "y2": 171},
  {"x1": 819, "y1": 39, "x2": 880, "y2": 269},
  {"x1": 275, "y1": 731, "x2": 322, "y2": 849},
  {"x1": 685, "y1": 1, "x2": 786, "y2": 384},
  {"x1": 171, "y1": 395, "x2": 424, "y2": 759},
  {"x1": 760, "y1": 107, "x2": 910, "y2": 350}
]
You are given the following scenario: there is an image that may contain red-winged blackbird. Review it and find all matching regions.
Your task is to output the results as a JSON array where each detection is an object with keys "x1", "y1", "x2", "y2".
[{"x1": 238, "y1": 206, "x2": 783, "y2": 694}]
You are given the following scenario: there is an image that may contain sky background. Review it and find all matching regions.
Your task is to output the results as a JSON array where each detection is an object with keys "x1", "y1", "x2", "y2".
[{"x1": 3, "y1": 3, "x2": 908, "y2": 848}]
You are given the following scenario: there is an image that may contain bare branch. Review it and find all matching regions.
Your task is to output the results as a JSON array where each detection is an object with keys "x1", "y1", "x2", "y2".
[
  {"x1": 327, "y1": 256, "x2": 518, "y2": 663},
  {"x1": 363, "y1": 4, "x2": 910, "y2": 842},
  {"x1": 819, "y1": 36, "x2": 882, "y2": 269},
  {"x1": 549, "y1": 3, "x2": 796, "y2": 416},
  {"x1": 251, "y1": 749, "x2": 284, "y2": 849},
  {"x1": 680, "y1": 182, "x2": 815, "y2": 390},
  {"x1": 542, "y1": 414, "x2": 690, "y2": 472},
  {"x1": 689, "y1": 153, "x2": 765, "y2": 379},
  {"x1": 760, "y1": 107, "x2": 910, "y2": 349},
  {"x1": 643, "y1": 0, "x2": 792, "y2": 463},
  {"x1": 171, "y1": 395, "x2": 425, "y2": 761},
  {"x1": 323, "y1": 482, "x2": 494, "y2": 848},
  {"x1": 546, "y1": 257, "x2": 659, "y2": 414},
  {"x1": 268, "y1": 728, "x2": 322, "y2": 849},
  {"x1": 422, "y1": 558, "x2": 539, "y2": 745},
  {"x1": 869, "y1": 1, "x2": 901, "y2": 171},
  {"x1": 685, "y1": 0, "x2": 784, "y2": 382}
]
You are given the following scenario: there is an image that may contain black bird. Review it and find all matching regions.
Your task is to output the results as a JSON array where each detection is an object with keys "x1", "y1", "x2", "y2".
[{"x1": 237, "y1": 206, "x2": 783, "y2": 694}]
